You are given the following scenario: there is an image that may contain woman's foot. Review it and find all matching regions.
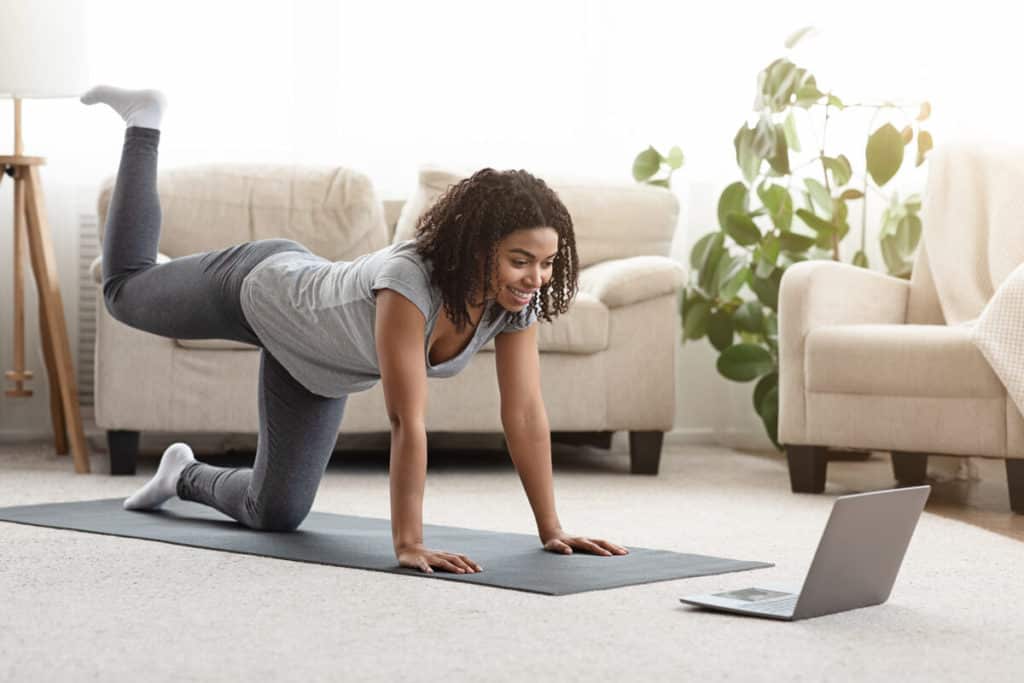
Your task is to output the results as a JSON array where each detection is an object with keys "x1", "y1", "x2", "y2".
[
  {"x1": 123, "y1": 442, "x2": 196, "y2": 510},
  {"x1": 80, "y1": 85, "x2": 167, "y2": 130}
]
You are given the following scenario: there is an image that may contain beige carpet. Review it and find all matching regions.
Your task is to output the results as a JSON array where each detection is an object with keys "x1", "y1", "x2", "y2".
[{"x1": 1, "y1": 435, "x2": 1022, "y2": 682}]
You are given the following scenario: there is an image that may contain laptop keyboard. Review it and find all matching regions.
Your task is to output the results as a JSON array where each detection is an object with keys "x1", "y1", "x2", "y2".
[{"x1": 750, "y1": 596, "x2": 798, "y2": 615}]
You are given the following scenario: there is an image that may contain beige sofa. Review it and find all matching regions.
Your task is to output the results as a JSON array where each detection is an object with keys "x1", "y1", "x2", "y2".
[
  {"x1": 90, "y1": 164, "x2": 686, "y2": 476},
  {"x1": 778, "y1": 145, "x2": 1024, "y2": 512}
]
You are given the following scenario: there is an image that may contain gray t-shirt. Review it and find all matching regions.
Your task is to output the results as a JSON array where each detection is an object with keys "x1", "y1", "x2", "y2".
[{"x1": 239, "y1": 239, "x2": 538, "y2": 398}]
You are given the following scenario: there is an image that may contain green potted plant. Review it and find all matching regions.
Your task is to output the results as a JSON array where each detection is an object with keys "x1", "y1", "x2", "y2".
[{"x1": 633, "y1": 27, "x2": 934, "y2": 448}]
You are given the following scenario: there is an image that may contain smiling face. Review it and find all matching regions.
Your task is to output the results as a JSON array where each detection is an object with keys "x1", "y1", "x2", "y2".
[{"x1": 477, "y1": 227, "x2": 560, "y2": 311}]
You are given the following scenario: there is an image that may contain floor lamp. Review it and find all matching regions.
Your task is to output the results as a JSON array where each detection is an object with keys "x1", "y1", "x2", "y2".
[{"x1": 1, "y1": 0, "x2": 92, "y2": 474}]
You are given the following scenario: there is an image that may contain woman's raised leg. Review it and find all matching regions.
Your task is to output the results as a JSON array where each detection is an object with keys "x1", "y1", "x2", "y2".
[{"x1": 84, "y1": 86, "x2": 309, "y2": 345}]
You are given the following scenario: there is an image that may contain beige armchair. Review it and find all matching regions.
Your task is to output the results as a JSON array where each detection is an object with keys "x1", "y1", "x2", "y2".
[
  {"x1": 778, "y1": 143, "x2": 1024, "y2": 513},
  {"x1": 91, "y1": 164, "x2": 686, "y2": 476}
]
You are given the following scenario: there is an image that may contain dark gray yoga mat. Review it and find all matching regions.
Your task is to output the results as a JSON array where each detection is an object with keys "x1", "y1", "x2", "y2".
[{"x1": 0, "y1": 498, "x2": 772, "y2": 595}]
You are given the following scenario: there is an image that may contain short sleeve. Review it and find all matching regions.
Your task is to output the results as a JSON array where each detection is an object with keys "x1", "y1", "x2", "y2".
[
  {"x1": 372, "y1": 253, "x2": 433, "y2": 322},
  {"x1": 500, "y1": 304, "x2": 539, "y2": 334}
]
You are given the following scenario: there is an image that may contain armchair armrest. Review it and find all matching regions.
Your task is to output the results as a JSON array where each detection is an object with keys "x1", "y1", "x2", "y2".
[
  {"x1": 577, "y1": 256, "x2": 686, "y2": 309},
  {"x1": 90, "y1": 252, "x2": 172, "y2": 285},
  {"x1": 778, "y1": 260, "x2": 911, "y2": 445}
]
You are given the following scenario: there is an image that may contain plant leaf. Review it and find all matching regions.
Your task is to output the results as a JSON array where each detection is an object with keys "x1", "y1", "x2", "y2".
[
  {"x1": 667, "y1": 145, "x2": 685, "y2": 169},
  {"x1": 866, "y1": 123, "x2": 905, "y2": 186},
  {"x1": 778, "y1": 231, "x2": 816, "y2": 252},
  {"x1": 698, "y1": 244, "x2": 727, "y2": 296},
  {"x1": 718, "y1": 182, "x2": 750, "y2": 231},
  {"x1": 716, "y1": 254, "x2": 749, "y2": 300},
  {"x1": 690, "y1": 232, "x2": 722, "y2": 271},
  {"x1": 840, "y1": 188, "x2": 864, "y2": 200},
  {"x1": 708, "y1": 311, "x2": 735, "y2": 351},
  {"x1": 749, "y1": 268, "x2": 782, "y2": 309},
  {"x1": 782, "y1": 110, "x2": 801, "y2": 153},
  {"x1": 725, "y1": 213, "x2": 762, "y2": 246},
  {"x1": 916, "y1": 101, "x2": 932, "y2": 121},
  {"x1": 734, "y1": 125, "x2": 760, "y2": 184},
  {"x1": 804, "y1": 177, "x2": 832, "y2": 217},
  {"x1": 795, "y1": 208, "x2": 835, "y2": 234},
  {"x1": 822, "y1": 155, "x2": 852, "y2": 187},
  {"x1": 683, "y1": 299, "x2": 711, "y2": 340},
  {"x1": 753, "y1": 371, "x2": 779, "y2": 414},
  {"x1": 757, "y1": 183, "x2": 793, "y2": 230},
  {"x1": 717, "y1": 343, "x2": 775, "y2": 382},
  {"x1": 917, "y1": 130, "x2": 933, "y2": 167},
  {"x1": 784, "y1": 25, "x2": 815, "y2": 49},
  {"x1": 734, "y1": 300, "x2": 765, "y2": 333},
  {"x1": 632, "y1": 146, "x2": 662, "y2": 182},
  {"x1": 852, "y1": 250, "x2": 869, "y2": 268},
  {"x1": 767, "y1": 124, "x2": 791, "y2": 174}
]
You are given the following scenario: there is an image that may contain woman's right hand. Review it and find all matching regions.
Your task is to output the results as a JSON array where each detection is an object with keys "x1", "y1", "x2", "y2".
[{"x1": 396, "y1": 543, "x2": 483, "y2": 574}]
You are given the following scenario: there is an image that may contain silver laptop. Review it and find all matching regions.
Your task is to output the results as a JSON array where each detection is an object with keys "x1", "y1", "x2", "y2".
[{"x1": 680, "y1": 485, "x2": 930, "y2": 621}]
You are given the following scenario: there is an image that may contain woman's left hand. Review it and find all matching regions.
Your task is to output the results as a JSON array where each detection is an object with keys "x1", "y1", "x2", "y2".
[{"x1": 542, "y1": 531, "x2": 629, "y2": 556}]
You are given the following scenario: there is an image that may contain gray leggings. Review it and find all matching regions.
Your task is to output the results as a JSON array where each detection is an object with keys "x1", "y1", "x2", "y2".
[{"x1": 103, "y1": 126, "x2": 348, "y2": 532}]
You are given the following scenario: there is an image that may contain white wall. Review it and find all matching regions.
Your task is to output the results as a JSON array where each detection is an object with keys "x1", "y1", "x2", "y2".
[{"x1": 1, "y1": 0, "x2": 1020, "y2": 447}]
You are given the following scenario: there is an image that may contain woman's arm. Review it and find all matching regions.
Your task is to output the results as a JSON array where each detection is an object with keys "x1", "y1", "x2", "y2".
[
  {"x1": 374, "y1": 289, "x2": 429, "y2": 551},
  {"x1": 375, "y1": 289, "x2": 480, "y2": 574},
  {"x1": 496, "y1": 324, "x2": 630, "y2": 558},
  {"x1": 494, "y1": 324, "x2": 562, "y2": 540}
]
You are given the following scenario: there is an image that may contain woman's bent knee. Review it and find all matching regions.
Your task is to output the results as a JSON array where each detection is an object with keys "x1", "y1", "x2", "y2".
[
  {"x1": 251, "y1": 506, "x2": 308, "y2": 532},
  {"x1": 102, "y1": 276, "x2": 134, "y2": 325}
]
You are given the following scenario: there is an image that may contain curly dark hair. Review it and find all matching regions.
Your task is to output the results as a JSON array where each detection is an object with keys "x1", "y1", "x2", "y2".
[{"x1": 413, "y1": 168, "x2": 579, "y2": 332}]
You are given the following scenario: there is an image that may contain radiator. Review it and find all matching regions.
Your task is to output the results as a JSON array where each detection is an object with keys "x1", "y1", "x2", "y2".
[{"x1": 77, "y1": 211, "x2": 99, "y2": 408}]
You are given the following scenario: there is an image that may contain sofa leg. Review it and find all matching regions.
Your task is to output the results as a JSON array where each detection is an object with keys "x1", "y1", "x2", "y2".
[
  {"x1": 629, "y1": 431, "x2": 663, "y2": 475},
  {"x1": 786, "y1": 445, "x2": 828, "y2": 493},
  {"x1": 891, "y1": 451, "x2": 929, "y2": 486},
  {"x1": 1006, "y1": 459, "x2": 1024, "y2": 514},
  {"x1": 107, "y1": 430, "x2": 139, "y2": 476}
]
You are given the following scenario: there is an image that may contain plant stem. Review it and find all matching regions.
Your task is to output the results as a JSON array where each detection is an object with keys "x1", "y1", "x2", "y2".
[{"x1": 818, "y1": 97, "x2": 838, "y2": 260}]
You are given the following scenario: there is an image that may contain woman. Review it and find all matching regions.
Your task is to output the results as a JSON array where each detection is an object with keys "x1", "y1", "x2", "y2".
[{"x1": 82, "y1": 85, "x2": 629, "y2": 575}]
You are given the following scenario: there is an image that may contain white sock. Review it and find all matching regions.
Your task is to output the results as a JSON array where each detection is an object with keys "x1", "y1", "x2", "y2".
[
  {"x1": 123, "y1": 442, "x2": 197, "y2": 510},
  {"x1": 80, "y1": 85, "x2": 168, "y2": 130}
]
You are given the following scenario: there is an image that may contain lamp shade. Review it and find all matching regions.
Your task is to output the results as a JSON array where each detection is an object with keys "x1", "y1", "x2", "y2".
[{"x1": 0, "y1": 0, "x2": 89, "y2": 99}]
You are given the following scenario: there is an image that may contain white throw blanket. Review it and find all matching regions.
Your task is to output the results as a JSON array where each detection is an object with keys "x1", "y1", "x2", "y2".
[
  {"x1": 918, "y1": 141, "x2": 1024, "y2": 479},
  {"x1": 968, "y1": 261, "x2": 1024, "y2": 418}
]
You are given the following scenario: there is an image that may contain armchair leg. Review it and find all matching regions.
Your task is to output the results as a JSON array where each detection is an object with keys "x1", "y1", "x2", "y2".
[
  {"x1": 891, "y1": 451, "x2": 929, "y2": 486},
  {"x1": 107, "y1": 430, "x2": 139, "y2": 476},
  {"x1": 1006, "y1": 459, "x2": 1024, "y2": 514},
  {"x1": 628, "y1": 431, "x2": 663, "y2": 475},
  {"x1": 785, "y1": 445, "x2": 828, "y2": 493}
]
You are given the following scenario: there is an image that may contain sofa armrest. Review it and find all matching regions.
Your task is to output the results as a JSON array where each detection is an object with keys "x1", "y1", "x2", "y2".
[
  {"x1": 577, "y1": 256, "x2": 686, "y2": 309},
  {"x1": 778, "y1": 260, "x2": 911, "y2": 445},
  {"x1": 90, "y1": 252, "x2": 172, "y2": 285}
]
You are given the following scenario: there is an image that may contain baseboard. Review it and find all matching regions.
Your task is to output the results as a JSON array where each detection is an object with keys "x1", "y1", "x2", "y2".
[{"x1": 2, "y1": 426, "x2": 726, "y2": 451}]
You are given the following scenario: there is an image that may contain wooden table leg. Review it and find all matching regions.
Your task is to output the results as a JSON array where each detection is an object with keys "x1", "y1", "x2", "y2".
[
  {"x1": 22, "y1": 166, "x2": 90, "y2": 473},
  {"x1": 38, "y1": 299, "x2": 69, "y2": 455}
]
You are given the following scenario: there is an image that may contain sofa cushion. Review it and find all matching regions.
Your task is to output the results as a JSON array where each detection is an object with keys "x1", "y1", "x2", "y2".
[
  {"x1": 177, "y1": 290, "x2": 609, "y2": 354},
  {"x1": 805, "y1": 324, "x2": 1004, "y2": 398},
  {"x1": 98, "y1": 164, "x2": 389, "y2": 262},
  {"x1": 392, "y1": 165, "x2": 679, "y2": 269}
]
